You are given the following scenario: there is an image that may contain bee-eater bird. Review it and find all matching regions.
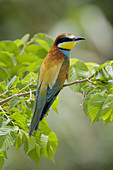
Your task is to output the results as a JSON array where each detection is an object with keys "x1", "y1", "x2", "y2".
[{"x1": 29, "y1": 33, "x2": 85, "y2": 136}]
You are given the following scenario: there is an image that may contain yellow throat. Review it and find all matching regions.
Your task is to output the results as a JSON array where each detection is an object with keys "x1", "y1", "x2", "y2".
[{"x1": 58, "y1": 41, "x2": 76, "y2": 50}]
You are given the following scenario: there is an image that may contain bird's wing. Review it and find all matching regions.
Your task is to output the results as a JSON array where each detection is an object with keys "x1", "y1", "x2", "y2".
[
  {"x1": 38, "y1": 57, "x2": 64, "y2": 89},
  {"x1": 38, "y1": 58, "x2": 69, "y2": 121},
  {"x1": 29, "y1": 57, "x2": 68, "y2": 136}
]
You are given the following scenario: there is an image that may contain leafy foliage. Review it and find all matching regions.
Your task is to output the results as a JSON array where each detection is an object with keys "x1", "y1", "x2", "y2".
[
  {"x1": 68, "y1": 60, "x2": 90, "y2": 92},
  {"x1": 0, "y1": 33, "x2": 113, "y2": 168},
  {"x1": 68, "y1": 60, "x2": 113, "y2": 125},
  {"x1": 0, "y1": 33, "x2": 57, "y2": 168}
]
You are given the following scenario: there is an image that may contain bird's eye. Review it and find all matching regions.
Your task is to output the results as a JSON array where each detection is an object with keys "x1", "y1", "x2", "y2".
[
  {"x1": 56, "y1": 37, "x2": 70, "y2": 45},
  {"x1": 62, "y1": 38, "x2": 66, "y2": 42},
  {"x1": 62, "y1": 37, "x2": 70, "y2": 42}
]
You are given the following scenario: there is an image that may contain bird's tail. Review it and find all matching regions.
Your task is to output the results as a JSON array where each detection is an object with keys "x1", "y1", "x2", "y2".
[
  {"x1": 29, "y1": 97, "x2": 39, "y2": 136},
  {"x1": 29, "y1": 84, "x2": 61, "y2": 136},
  {"x1": 29, "y1": 91, "x2": 46, "y2": 136}
]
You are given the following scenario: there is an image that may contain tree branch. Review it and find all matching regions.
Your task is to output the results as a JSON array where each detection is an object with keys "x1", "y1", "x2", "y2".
[
  {"x1": 0, "y1": 74, "x2": 94, "y2": 105},
  {"x1": 0, "y1": 90, "x2": 36, "y2": 105},
  {"x1": 63, "y1": 74, "x2": 94, "y2": 87}
]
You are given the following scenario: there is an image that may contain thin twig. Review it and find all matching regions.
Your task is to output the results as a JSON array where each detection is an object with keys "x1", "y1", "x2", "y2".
[
  {"x1": 20, "y1": 38, "x2": 34, "y2": 55},
  {"x1": 0, "y1": 106, "x2": 5, "y2": 113},
  {"x1": 63, "y1": 74, "x2": 94, "y2": 87},
  {"x1": 0, "y1": 80, "x2": 36, "y2": 105},
  {"x1": 0, "y1": 90, "x2": 36, "y2": 105},
  {"x1": 0, "y1": 74, "x2": 94, "y2": 105},
  {"x1": 17, "y1": 80, "x2": 35, "y2": 94},
  {"x1": 0, "y1": 89, "x2": 8, "y2": 97}
]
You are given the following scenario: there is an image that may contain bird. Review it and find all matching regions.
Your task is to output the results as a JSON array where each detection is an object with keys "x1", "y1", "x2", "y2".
[{"x1": 29, "y1": 33, "x2": 85, "y2": 136}]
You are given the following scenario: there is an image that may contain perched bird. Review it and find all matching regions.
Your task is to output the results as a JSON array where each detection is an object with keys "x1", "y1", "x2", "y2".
[{"x1": 29, "y1": 33, "x2": 85, "y2": 136}]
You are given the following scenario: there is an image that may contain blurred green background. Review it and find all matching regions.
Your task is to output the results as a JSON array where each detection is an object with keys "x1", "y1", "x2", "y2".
[{"x1": 0, "y1": 0, "x2": 113, "y2": 170}]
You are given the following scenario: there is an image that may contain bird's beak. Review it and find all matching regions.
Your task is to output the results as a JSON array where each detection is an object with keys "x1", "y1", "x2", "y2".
[{"x1": 73, "y1": 37, "x2": 86, "y2": 41}]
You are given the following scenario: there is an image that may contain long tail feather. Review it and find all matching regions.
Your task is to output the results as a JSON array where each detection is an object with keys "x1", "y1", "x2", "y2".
[
  {"x1": 29, "y1": 97, "x2": 40, "y2": 136},
  {"x1": 29, "y1": 91, "x2": 46, "y2": 136}
]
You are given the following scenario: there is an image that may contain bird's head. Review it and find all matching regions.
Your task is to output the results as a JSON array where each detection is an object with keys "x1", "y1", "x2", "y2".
[{"x1": 55, "y1": 33, "x2": 85, "y2": 50}]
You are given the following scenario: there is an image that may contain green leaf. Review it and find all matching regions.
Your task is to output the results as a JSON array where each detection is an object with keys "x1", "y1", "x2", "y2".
[
  {"x1": 41, "y1": 134, "x2": 48, "y2": 149},
  {"x1": 94, "y1": 63, "x2": 113, "y2": 81},
  {"x1": 24, "y1": 134, "x2": 40, "y2": 167},
  {"x1": 51, "y1": 96, "x2": 59, "y2": 114},
  {"x1": 24, "y1": 100, "x2": 34, "y2": 111},
  {"x1": 0, "y1": 151, "x2": 7, "y2": 159},
  {"x1": 24, "y1": 136, "x2": 36, "y2": 154},
  {"x1": 16, "y1": 82, "x2": 27, "y2": 90},
  {"x1": 83, "y1": 89, "x2": 98, "y2": 115},
  {"x1": 105, "y1": 64, "x2": 113, "y2": 79},
  {"x1": 0, "y1": 67, "x2": 8, "y2": 80},
  {"x1": 9, "y1": 96, "x2": 23, "y2": 110},
  {"x1": 0, "y1": 62, "x2": 6, "y2": 67},
  {"x1": 0, "y1": 117, "x2": 4, "y2": 128},
  {"x1": 16, "y1": 66, "x2": 29, "y2": 79},
  {"x1": 32, "y1": 130, "x2": 41, "y2": 144},
  {"x1": 102, "y1": 95, "x2": 113, "y2": 123},
  {"x1": 0, "y1": 117, "x2": 11, "y2": 128},
  {"x1": 40, "y1": 132, "x2": 58, "y2": 159},
  {"x1": 21, "y1": 72, "x2": 38, "y2": 84},
  {"x1": 95, "y1": 70, "x2": 103, "y2": 80},
  {"x1": 40, "y1": 134, "x2": 48, "y2": 157},
  {"x1": 109, "y1": 87, "x2": 113, "y2": 94},
  {"x1": 8, "y1": 64, "x2": 22, "y2": 77},
  {"x1": 16, "y1": 53, "x2": 40, "y2": 64},
  {"x1": 0, "y1": 52, "x2": 14, "y2": 68},
  {"x1": 21, "y1": 33, "x2": 30, "y2": 43},
  {"x1": 0, "y1": 81, "x2": 6, "y2": 89},
  {"x1": 26, "y1": 61, "x2": 42, "y2": 72},
  {"x1": 33, "y1": 33, "x2": 53, "y2": 52},
  {"x1": 88, "y1": 93, "x2": 107, "y2": 124},
  {"x1": 15, "y1": 132, "x2": 25, "y2": 150},
  {"x1": 70, "y1": 58, "x2": 79, "y2": 65},
  {"x1": 26, "y1": 145, "x2": 40, "y2": 167},
  {"x1": 108, "y1": 80, "x2": 113, "y2": 85},
  {"x1": 24, "y1": 44, "x2": 47, "y2": 59},
  {"x1": 0, "y1": 41, "x2": 19, "y2": 56},
  {"x1": 0, "y1": 126, "x2": 19, "y2": 151},
  {"x1": 0, "y1": 156, "x2": 4, "y2": 169},
  {"x1": 0, "y1": 83, "x2": 7, "y2": 97},
  {"x1": 68, "y1": 60, "x2": 90, "y2": 93},
  {"x1": 14, "y1": 39, "x2": 24, "y2": 47},
  {"x1": 15, "y1": 121, "x2": 29, "y2": 132},
  {"x1": 0, "y1": 86, "x2": 3, "y2": 93},
  {"x1": 47, "y1": 132, "x2": 58, "y2": 158},
  {"x1": 39, "y1": 119, "x2": 51, "y2": 135},
  {"x1": 10, "y1": 112, "x2": 29, "y2": 123},
  {"x1": 7, "y1": 75, "x2": 17, "y2": 88},
  {"x1": 102, "y1": 67, "x2": 110, "y2": 79},
  {"x1": 86, "y1": 62, "x2": 99, "y2": 74}
]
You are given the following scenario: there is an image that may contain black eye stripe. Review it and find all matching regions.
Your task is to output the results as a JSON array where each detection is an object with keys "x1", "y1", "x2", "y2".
[{"x1": 56, "y1": 37, "x2": 71, "y2": 45}]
